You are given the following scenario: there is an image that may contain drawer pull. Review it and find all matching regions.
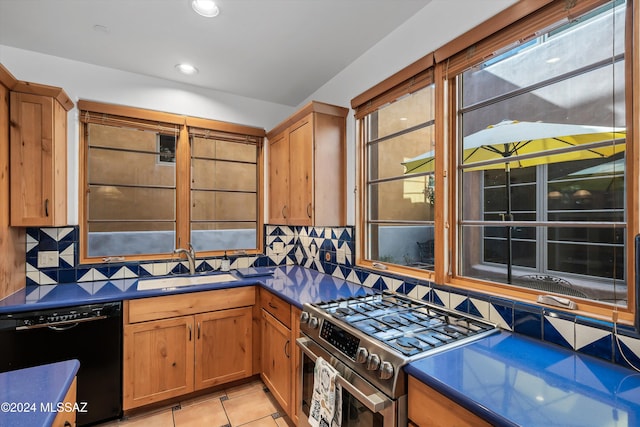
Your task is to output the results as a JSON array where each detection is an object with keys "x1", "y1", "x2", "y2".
[{"x1": 268, "y1": 302, "x2": 278, "y2": 310}]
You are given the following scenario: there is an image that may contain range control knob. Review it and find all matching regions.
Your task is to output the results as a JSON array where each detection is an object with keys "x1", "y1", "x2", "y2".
[
  {"x1": 367, "y1": 353, "x2": 381, "y2": 371},
  {"x1": 379, "y1": 361, "x2": 394, "y2": 380},
  {"x1": 300, "y1": 311, "x2": 310, "y2": 325},
  {"x1": 355, "y1": 347, "x2": 369, "y2": 364},
  {"x1": 308, "y1": 316, "x2": 319, "y2": 329}
]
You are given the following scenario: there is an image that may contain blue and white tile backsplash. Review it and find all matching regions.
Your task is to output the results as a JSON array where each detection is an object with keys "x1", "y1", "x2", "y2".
[{"x1": 25, "y1": 224, "x2": 640, "y2": 371}]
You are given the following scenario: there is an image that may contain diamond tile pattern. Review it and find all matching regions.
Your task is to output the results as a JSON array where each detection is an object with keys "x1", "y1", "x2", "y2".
[{"x1": 24, "y1": 224, "x2": 640, "y2": 370}]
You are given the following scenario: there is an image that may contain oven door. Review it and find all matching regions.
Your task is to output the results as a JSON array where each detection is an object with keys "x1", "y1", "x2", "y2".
[{"x1": 297, "y1": 336, "x2": 405, "y2": 427}]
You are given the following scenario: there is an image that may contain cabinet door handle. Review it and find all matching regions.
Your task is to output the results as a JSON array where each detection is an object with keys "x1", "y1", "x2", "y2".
[
  {"x1": 282, "y1": 205, "x2": 288, "y2": 219},
  {"x1": 188, "y1": 324, "x2": 192, "y2": 341},
  {"x1": 45, "y1": 199, "x2": 49, "y2": 217},
  {"x1": 284, "y1": 339, "x2": 290, "y2": 358},
  {"x1": 197, "y1": 322, "x2": 201, "y2": 340},
  {"x1": 306, "y1": 203, "x2": 312, "y2": 218}
]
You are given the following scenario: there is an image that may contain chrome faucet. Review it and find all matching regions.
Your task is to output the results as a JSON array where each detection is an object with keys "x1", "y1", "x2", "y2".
[{"x1": 174, "y1": 243, "x2": 196, "y2": 275}]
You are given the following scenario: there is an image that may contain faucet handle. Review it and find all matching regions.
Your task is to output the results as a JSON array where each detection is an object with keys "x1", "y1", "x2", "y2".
[{"x1": 188, "y1": 243, "x2": 196, "y2": 256}]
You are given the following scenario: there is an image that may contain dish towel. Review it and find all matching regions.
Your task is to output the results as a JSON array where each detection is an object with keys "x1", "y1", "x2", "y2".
[{"x1": 308, "y1": 356, "x2": 342, "y2": 427}]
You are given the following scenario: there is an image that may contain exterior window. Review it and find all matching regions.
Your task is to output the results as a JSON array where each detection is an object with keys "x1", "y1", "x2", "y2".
[
  {"x1": 458, "y1": 1, "x2": 627, "y2": 305},
  {"x1": 86, "y1": 123, "x2": 178, "y2": 257},
  {"x1": 80, "y1": 103, "x2": 263, "y2": 260},
  {"x1": 189, "y1": 129, "x2": 259, "y2": 252},
  {"x1": 362, "y1": 86, "x2": 436, "y2": 269}
]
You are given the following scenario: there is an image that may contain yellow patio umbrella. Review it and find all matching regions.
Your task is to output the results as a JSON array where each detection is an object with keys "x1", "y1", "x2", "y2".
[{"x1": 402, "y1": 120, "x2": 626, "y2": 283}]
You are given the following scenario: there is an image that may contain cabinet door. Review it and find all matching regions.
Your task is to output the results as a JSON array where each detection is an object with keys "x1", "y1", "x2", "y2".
[
  {"x1": 52, "y1": 377, "x2": 76, "y2": 427},
  {"x1": 261, "y1": 309, "x2": 291, "y2": 414},
  {"x1": 288, "y1": 117, "x2": 313, "y2": 225},
  {"x1": 10, "y1": 92, "x2": 67, "y2": 226},
  {"x1": 408, "y1": 376, "x2": 492, "y2": 427},
  {"x1": 290, "y1": 307, "x2": 302, "y2": 425},
  {"x1": 268, "y1": 132, "x2": 289, "y2": 223},
  {"x1": 195, "y1": 307, "x2": 253, "y2": 390},
  {"x1": 123, "y1": 317, "x2": 194, "y2": 410}
]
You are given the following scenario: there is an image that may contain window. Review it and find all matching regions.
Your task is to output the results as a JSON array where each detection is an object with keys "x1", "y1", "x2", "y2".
[
  {"x1": 189, "y1": 127, "x2": 259, "y2": 252},
  {"x1": 353, "y1": 60, "x2": 436, "y2": 273},
  {"x1": 453, "y1": 0, "x2": 628, "y2": 306},
  {"x1": 355, "y1": 0, "x2": 636, "y2": 319},
  {"x1": 79, "y1": 102, "x2": 264, "y2": 261}
]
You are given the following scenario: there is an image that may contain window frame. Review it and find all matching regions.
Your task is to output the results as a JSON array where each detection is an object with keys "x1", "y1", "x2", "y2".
[
  {"x1": 353, "y1": 0, "x2": 638, "y2": 325},
  {"x1": 78, "y1": 100, "x2": 265, "y2": 263}
]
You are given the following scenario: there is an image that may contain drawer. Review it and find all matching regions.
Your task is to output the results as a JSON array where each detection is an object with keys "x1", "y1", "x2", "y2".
[
  {"x1": 261, "y1": 289, "x2": 291, "y2": 329},
  {"x1": 127, "y1": 286, "x2": 256, "y2": 323}
]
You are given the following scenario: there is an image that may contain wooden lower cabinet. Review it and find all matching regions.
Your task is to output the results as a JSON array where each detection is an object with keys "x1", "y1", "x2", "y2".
[
  {"x1": 259, "y1": 289, "x2": 301, "y2": 423},
  {"x1": 124, "y1": 316, "x2": 194, "y2": 409},
  {"x1": 195, "y1": 307, "x2": 253, "y2": 389},
  {"x1": 261, "y1": 309, "x2": 291, "y2": 415},
  {"x1": 408, "y1": 376, "x2": 491, "y2": 427},
  {"x1": 123, "y1": 289, "x2": 254, "y2": 410},
  {"x1": 290, "y1": 306, "x2": 301, "y2": 425},
  {"x1": 52, "y1": 376, "x2": 77, "y2": 427}
]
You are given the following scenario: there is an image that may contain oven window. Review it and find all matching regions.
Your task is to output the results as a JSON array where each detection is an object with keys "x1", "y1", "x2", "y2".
[{"x1": 302, "y1": 353, "x2": 384, "y2": 427}]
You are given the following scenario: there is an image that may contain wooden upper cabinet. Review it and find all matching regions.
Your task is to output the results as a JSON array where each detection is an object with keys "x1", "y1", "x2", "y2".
[
  {"x1": 268, "y1": 132, "x2": 289, "y2": 224},
  {"x1": 267, "y1": 101, "x2": 348, "y2": 226},
  {"x1": 9, "y1": 82, "x2": 73, "y2": 227}
]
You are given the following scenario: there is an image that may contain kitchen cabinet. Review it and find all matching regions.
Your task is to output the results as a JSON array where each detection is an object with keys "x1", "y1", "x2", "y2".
[
  {"x1": 259, "y1": 288, "x2": 301, "y2": 422},
  {"x1": 9, "y1": 82, "x2": 73, "y2": 226},
  {"x1": 267, "y1": 101, "x2": 348, "y2": 226},
  {"x1": 408, "y1": 375, "x2": 491, "y2": 427},
  {"x1": 52, "y1": 376, "x2": 76, "y2": 427},
  {"x1": 123, "y1": 287, "x2": 254, "y2": 410}
]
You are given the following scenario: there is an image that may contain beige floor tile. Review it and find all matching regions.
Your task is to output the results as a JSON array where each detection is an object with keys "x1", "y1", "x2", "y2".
[
  {"x1": 173, "y1": 397, "x2": 229, "y2": 427},
  {"x1": 225, "y1": 379, "x2": 267, "y2": 399},
  {"x1": 223, "y1": 388, "x2": 279, "y2": 426},
  {"x1": 117, "y1": 408, "x2": 175, "y2": 427},
  {"x1": 180, "y1": 390, "x2": 227, "y2": 408},
  {"x1": 275, "y1": 415, "x2": 294, "y2": 427},
  {"x1": 238, "y1": 415, "x2": 279, "y2": 426}
]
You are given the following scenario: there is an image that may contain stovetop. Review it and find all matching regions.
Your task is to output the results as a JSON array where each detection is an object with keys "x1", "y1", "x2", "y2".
[
  {"x1": 299, "y1": 291, "x2": 499, "y2": 399},
  {"x1": 317, "y1": 292, "x2": 495, "y2": 357}
]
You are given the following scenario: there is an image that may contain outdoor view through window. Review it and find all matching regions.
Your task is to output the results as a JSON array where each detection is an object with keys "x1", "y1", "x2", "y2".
[
  {"x1": 459, "y1": 1, "x2": 626, "y2": 305},
  {"x1": 364, "y1": 86, "x2": 436, "y2": 269}
]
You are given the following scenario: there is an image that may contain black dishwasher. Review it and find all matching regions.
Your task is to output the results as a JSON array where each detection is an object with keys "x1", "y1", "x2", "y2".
[{"x1": 0, "y1": 301, "x2": 123, "y2": 426}]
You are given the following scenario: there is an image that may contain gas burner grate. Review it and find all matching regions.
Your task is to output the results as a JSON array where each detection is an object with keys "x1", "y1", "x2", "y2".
[{"x1": 313, "y1": 291, "x2": 497, "y2": 356}]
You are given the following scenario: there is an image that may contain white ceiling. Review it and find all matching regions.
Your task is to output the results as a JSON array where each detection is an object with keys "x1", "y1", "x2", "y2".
[{"x1": 0, "y1": 0, "x2": 436, "y2": 106}]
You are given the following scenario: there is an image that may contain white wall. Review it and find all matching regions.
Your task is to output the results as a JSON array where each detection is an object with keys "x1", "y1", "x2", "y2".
[
  {"x1": 0, "y1": 0, "x2": 516, "y2": 226},
  {"x1": 0, "y1": 44, "x2": 295, "y2": 224},
  {"x1": 297, "y1": 0, "x2": 517, "y2": 224}
]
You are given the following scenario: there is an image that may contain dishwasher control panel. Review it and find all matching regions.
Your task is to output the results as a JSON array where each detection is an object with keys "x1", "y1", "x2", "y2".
[{"x1": 0, "y1": 302, "x2": 121, "y2": 329}]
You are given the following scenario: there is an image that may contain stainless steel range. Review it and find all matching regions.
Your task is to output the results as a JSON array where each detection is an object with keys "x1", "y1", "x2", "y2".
[{"x1": 297, "y1": 291, "x2": 498, "y2": 427}]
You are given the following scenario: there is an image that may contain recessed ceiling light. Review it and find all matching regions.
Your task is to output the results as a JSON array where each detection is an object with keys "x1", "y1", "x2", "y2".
[
  {"x1": 546, "y1": 57, "x2": 561, "y2": 64},
  {"x1": 400, "y1": 117, "x2": 408, "y2": 121},
  {"x1": 191, "y1": 0, "x2": 220, "y2": 17},
  {"x1": 175, "y1": 63, "x2": 199, "y2": 75}
]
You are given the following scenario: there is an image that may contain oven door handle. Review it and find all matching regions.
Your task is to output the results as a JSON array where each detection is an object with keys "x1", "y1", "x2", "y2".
[{"x1": 296, "y1": 337, "x2": 391, "y2": 413}]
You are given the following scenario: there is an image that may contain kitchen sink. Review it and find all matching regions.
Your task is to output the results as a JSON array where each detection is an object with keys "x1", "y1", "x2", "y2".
[{"x1": 137, "y1": 273, "x2": 237, "y2": 291}]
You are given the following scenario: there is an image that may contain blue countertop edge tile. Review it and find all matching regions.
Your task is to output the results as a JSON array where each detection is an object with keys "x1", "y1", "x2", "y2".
[
  {"x1": 405, "y1": 331, "x2": 640, "y2": 427},
  {"x1": 0, "y1": 359, "x2": 80, "y2": 427},
  {"x1": 5, "y1": 266, "x2": 640, "y2": 427},
  {"x1": 0, "y1": 266, "x2": 375, "y2": 314}
]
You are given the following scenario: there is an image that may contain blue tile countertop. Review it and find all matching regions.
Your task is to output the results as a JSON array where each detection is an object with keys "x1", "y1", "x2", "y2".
[
  {"x1": 0, "y1": 266, "x2": 373, "y2": 314},
  {"x1": 0, "y1": 359, "x2": 80, "y2": 427},
  {"x1": 405, "y1": 331, "x2": 640, "y2": 427}
]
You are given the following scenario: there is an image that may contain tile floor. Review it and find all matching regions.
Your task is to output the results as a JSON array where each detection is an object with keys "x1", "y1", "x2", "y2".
[{"x1": 97, "y1": 380, "x2": 294, "y2": 427}]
